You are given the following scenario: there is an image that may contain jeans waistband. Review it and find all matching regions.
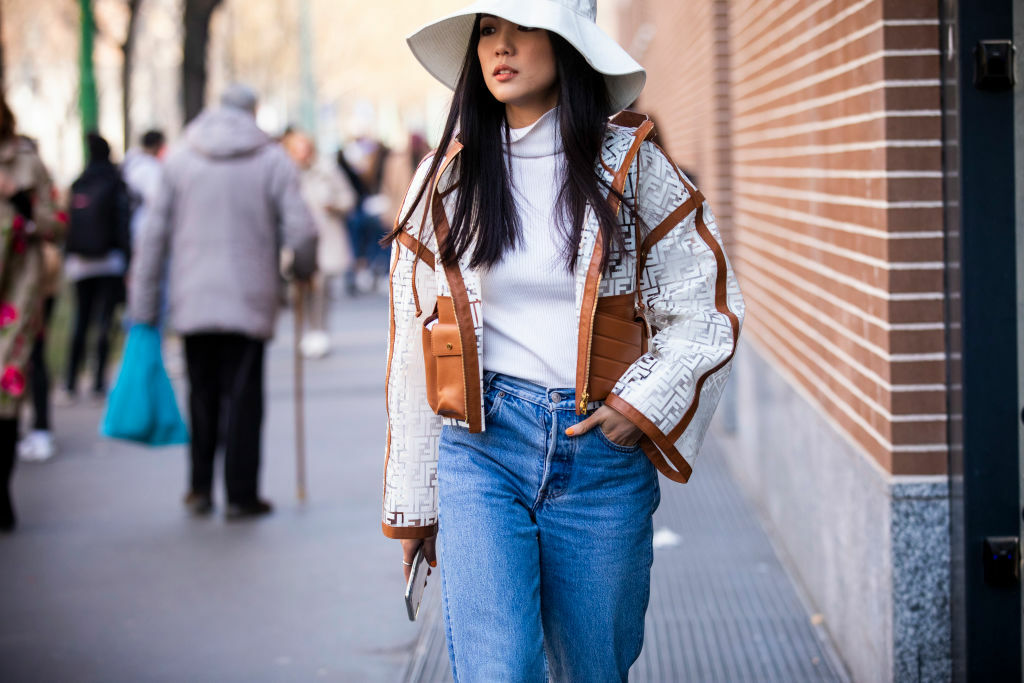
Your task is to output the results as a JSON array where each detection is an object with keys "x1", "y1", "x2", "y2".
[{"x1": 483, "y1": 372, "x2": 603, "y2": 411}]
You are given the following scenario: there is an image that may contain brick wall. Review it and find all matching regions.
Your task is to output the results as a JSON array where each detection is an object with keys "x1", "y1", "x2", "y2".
[{"x1": 619, "y1": 0, "x2": 945, "y2": 476}]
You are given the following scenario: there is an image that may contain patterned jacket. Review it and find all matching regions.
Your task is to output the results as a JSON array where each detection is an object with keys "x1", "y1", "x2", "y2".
[
  {"x1": 383, "y1": 116, "x2": 744, "y2": 539},
  {"x1": 0, "y1": 137, "x2": 62, "y2": 418}
]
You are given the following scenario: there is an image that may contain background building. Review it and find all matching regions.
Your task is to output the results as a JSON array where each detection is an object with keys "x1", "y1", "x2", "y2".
[
  {"x1": 619, "y1": 1, "x2": 949, "y2": 680},
  {"x1": 618, "y1": 1, "x2": 1024, "y2": 680}
]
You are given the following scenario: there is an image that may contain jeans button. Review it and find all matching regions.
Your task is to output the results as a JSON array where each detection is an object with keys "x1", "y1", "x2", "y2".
[{"x1": 550, "y1": 391, "x2": 562, "y2": 403}]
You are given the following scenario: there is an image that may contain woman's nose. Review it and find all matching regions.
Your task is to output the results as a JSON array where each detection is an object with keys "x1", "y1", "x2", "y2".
[{"x1": 494, "y1": 28, "x2": 515, "y2": 56}]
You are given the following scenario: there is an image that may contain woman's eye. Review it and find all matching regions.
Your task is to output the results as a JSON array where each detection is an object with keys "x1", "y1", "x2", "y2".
[
  {"x1": 517, "y1": 25, "x2": 538, "y2": 32},
  {"x1": 480, "y1": 26, "x2": 495, "y2": 36}
]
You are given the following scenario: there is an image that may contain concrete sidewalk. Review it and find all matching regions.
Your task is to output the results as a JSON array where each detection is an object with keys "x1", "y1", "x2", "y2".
[
  {"x1": 1, "y1": 293, "x2": 418, "y2": 682},
  {"x1": 2, "y1": 293, "x2": 850, "y2": 682},
  {"x1": 403, "y1": 434, "x2": 851, "y2": 682}
]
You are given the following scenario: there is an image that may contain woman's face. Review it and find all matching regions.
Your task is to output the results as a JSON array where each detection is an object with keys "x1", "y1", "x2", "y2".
[{"x1": 477, "y1": 15, "x2": 559, "y2": 127}]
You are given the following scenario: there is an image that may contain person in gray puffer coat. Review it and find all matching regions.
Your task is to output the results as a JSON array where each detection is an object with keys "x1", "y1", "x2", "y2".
[{"x1": 129, "y1": 84, "x2": 317, "y2": 520}]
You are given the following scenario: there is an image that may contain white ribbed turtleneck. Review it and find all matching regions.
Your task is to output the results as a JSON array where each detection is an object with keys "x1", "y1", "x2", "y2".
[{"x1": 481, "y1": 107, "x2": 577, "y2": 389}]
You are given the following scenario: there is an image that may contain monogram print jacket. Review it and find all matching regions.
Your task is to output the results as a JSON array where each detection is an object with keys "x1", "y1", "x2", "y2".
[{"x1": 382, "y1": 114, "x2": 744, "y2": 539}]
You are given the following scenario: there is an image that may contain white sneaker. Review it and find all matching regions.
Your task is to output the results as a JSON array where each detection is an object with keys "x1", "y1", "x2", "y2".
[
  {"x1": 17, "y1": 430, "x2": 56, "y2": 462},
  {"x1": 300, "y1": 330, "x2": 331, "y2": 359}
]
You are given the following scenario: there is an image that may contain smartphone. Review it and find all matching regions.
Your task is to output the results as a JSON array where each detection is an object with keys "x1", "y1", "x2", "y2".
[{"x1": 404, "y1": 546, "x2": 429, "y2": 621}]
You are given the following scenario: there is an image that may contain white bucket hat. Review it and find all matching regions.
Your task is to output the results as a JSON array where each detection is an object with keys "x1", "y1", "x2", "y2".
[{"x1": 407, "y1": 0, "x2": 646, "y2": 114}]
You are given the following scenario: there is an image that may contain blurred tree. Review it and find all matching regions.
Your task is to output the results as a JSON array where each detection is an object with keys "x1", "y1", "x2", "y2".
[
  {"x1": 121, "y1": 0, "x2": 142, "y2": 151},
  {"x1": 79, "y1": 0, "x2": 99, "y2": 138},
  {"x1": 183, "y1": 0, "x2": 222, "y2": 123}
]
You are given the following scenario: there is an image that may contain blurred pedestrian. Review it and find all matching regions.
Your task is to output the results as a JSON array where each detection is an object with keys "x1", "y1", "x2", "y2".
[
  {"x1": 16, "y1": 237, "x2": 62, "y2": 462},
  {"x1": 129, "y1": 84, "x2": 317, "y2": 519},
  {"x1": 283, "y1": 131, "x2": 356, "y2": 358},
  {"x1": 383, "y1": 1, "x2": 743, "y2": 680},
  {"x1": 62, "y1": 133, "x2": 131, "y2": 403},
  {"x1": 123, "y1": 129, "x2": 166, "y2": 245},
  {"x1": 0, "y1": 95, "x2": 63, "y2": 530},
  {"x1": 122, "y1": 129, "x2": 168, "y2": 330},
  {"x1": 337, "y1": 138, "x2": 390, "y2": 294}
]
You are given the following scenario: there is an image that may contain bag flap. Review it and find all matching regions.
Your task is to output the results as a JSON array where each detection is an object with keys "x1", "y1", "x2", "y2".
[{"x1": 430, "y1": 323, "x2": 462, "y2": 357}]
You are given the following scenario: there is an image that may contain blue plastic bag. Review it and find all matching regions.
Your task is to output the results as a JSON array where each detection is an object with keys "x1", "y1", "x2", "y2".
[{"x1": 100, "y1": 324, "x2": 189, "y2": 446}]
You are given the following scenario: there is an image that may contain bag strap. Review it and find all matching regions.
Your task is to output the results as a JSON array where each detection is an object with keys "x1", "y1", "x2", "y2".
[
  {"x1": 408, "y1": 140, "x2": 462, "y2": 317},
  {"x1": 605, "y1": 114, "x2": 656, "y2": 326}
]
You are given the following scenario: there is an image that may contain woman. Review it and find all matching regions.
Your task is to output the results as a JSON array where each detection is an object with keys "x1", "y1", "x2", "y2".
[
  {"x1": 383, "y1": 1, "x2": 744, "y2": 679},
  {"x1": 0, "y1": 97, "x2": 62, "y2": 530},
  {"x1": 283, "y1": 130, "x2": 356, "y2": 358}
]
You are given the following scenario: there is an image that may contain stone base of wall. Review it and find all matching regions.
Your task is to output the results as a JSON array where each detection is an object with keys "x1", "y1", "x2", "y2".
[{"x1": 715, "y1": 345, "x2": 951, "y2": 683}]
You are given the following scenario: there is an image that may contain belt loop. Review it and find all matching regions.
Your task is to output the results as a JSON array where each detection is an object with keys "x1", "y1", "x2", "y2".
[{"x1": 483, "y1": 371, "x2": 497, "y2": 392}]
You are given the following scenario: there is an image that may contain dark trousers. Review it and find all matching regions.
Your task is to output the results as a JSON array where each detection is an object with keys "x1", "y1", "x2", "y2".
[
  {"x1": 0, "y1": 417, "x2": 17, "y2": 528},
  {"x1": 66, "y1": 276, "x2": 122, "y2": 394},
  {"x1": 29, "y1": 297, "x2": 54, "y2": 430},
  {"x1": 184, "y1": 333, "x2": 265, "y2": 505}
]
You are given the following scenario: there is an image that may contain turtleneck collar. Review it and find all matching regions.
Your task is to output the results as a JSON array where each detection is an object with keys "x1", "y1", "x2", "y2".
[{"x1": 506, "y1": 107, "x2": 562, "y2": 159}]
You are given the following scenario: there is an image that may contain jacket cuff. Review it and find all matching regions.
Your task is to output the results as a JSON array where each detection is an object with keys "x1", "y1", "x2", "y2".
[
  {"x1": 381, "y1": 521, "x2": 438, "y2": 539},
  {"x1": 605, "y1": 393, "x2": 693, "y2": 483}
]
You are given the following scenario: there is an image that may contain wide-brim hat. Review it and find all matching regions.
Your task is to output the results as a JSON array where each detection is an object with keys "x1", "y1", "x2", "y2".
[{"x1": 407, "y1": 0, "x2": 645, "y2": 114}]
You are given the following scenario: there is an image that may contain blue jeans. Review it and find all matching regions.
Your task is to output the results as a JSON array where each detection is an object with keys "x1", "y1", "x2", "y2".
[{"x1": 438, "y1": 373, "x2": 660, "y2": 682}]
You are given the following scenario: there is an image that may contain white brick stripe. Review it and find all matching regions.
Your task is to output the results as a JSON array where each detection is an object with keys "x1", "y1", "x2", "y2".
[{"x1": 737, "y1": 197, "x2": 943, "y2": 240}]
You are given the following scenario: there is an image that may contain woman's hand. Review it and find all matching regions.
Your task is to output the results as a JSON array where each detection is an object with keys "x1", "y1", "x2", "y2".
[
  {"x1": 401, "y1": 535, "x2": 437, "y2": 583},
  {"x1": 566, "y1": 404, "x2": 643, "y2": 447}
]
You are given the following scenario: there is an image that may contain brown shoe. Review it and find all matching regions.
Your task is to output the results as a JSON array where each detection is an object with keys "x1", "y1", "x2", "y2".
[
  {"x1": 225, "y1": 499, "x2": 273, "y2": 520},
  {"x1": 183, "y1": 491, "x2": 213, "y2": 516}
]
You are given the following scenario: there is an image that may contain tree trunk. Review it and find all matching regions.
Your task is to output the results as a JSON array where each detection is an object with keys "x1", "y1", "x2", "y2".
[
  {"x1": 79, "y1": 0, "x2": 99, "y2": 137},
  {"x1": 122, "y1": 0, "x2": 143, "y2": 152},
  {"x1": 182, "y1": 0, "x2": 223, "y2": 124}
]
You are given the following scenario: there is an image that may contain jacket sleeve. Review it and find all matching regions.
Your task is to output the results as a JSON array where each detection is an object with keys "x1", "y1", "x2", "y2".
[
  {"x1": 128, "y1": 167, "x2": 174, "y2": 326},
  {"x1": 382, "y1": 156, "x2": 443, "y2": 539},
  {"x1": 269, "y1": 148, "x2": 318, "y2": 280},
  {"x1": 605, "y1": 141, "x2": 745, "y2": 483}
]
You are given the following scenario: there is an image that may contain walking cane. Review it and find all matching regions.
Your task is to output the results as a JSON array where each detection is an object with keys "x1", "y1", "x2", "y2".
[{"x1": 293, "y1": 280, "x2": 308, "y2": 502}]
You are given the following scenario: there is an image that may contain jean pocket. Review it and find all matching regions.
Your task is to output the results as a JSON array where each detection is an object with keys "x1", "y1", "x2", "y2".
[
  {"x1": 595, "y1": 425, "x2": 643, "y2": 453},
  {"x1": 483, "y1": 387, "x2": 507, "y2": 420}
]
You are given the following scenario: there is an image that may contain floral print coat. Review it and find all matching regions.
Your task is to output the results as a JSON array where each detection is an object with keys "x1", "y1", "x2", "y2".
[{"x1": 0, "y1": 137, "x2": 62, "y2": 418}]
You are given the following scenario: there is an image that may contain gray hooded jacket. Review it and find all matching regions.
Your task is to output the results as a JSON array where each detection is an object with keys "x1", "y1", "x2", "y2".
[{"x1": 129, "y1": 107, "x2": 316, "y2": 340}]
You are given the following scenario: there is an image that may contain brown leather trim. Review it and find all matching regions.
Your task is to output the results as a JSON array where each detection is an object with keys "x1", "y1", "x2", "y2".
[
  {"x1": 640, "y1": 194, "x2": 699, "y2": 255},
  {"x1": 382, "y1": 521, "x2": 438, "y2": 540},
  {"x1": 431, "y1": 183, "x2": 483, "y2": 433},
  {"x1": 606, "y1": 393, "x2": 693, "y2": 483},
  {"x1": 666, "y1": 200, "x2": 741, "y2": 442},
  {"x1": 575, "y1": 230, "x2": 605, "y2": 414},
  {"x1": 610, "y1": 110, "x2": 652, "y2": 129},
  {"x1": 636, "y1": 194, "x2": 701, "y2": 280},
  {"x1": 608, "y1": 119, "x2": 655, "y2": 216},
  {"x1": 381, "y1": 251, "x2": 400, "y2": 521},
  {"x1": 439, "y1": 140, "x2": 463, "y2": 178},
  {"x1": 396, "y1": 232, "x2": 436, "y2": 270}
]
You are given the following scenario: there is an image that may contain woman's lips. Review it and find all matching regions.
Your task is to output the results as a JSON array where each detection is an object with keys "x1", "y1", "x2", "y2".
[{"x1": 493, "y1": 65, "x2": 518, "y2": 82}]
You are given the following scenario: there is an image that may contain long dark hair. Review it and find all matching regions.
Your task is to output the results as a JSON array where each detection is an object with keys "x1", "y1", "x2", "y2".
[{"x1": 386, "y1": 15, "x2": 628, "y2": 272}]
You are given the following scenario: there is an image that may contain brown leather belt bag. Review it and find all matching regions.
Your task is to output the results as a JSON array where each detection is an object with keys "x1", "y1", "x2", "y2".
[
  {"x1": 590, "y1": 293, "x2": 649, "y2": 401},
  {"x1": 422, "y1": 296, "x2": 467, "y2": 419}
]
